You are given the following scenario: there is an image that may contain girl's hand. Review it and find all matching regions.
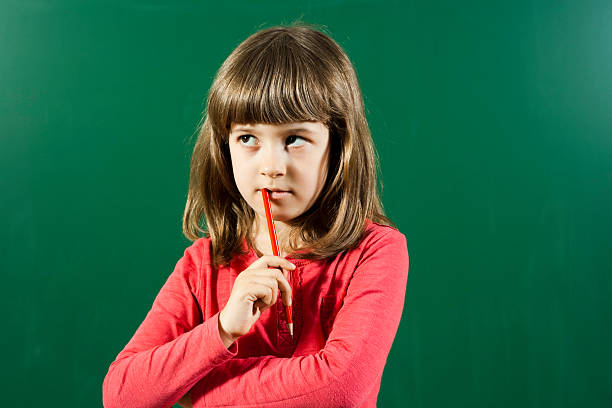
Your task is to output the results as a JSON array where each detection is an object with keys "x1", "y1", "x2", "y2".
[{"x1": 218, "y1": 255, "x2": 295, "y2": 345}]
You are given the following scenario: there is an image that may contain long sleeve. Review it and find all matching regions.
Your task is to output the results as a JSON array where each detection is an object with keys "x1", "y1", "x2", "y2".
[
  {"x1": 191, "y1": 229, "x2": 409, "y2": 408},
  {"x1": 102, "y1": 240, "x2": 238, "y2": 408}
]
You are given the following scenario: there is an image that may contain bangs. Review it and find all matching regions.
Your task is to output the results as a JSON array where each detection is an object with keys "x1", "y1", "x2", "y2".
[{"x1": 208, "y1": 34, "x2": 335, "y2": 136}]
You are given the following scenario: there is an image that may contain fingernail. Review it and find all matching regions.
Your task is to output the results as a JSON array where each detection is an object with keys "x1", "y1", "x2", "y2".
[{"x1": 290, "y1": 263, "x2": 296, "y2": 269}]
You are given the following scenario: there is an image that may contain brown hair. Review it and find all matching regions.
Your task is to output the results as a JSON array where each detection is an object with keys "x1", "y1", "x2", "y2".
[{"x1": 183, "y1": 22, "x2": 395, "y2": 268}]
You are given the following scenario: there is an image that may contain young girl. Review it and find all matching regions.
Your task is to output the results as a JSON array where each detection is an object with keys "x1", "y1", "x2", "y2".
[{"x1": 103, "y1": 23, "x2": 409, "y2": 408}]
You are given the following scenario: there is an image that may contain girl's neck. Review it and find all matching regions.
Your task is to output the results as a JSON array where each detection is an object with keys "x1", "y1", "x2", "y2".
[{"x1": 252, "y1": 216, "x2": 299, "y2": 258}]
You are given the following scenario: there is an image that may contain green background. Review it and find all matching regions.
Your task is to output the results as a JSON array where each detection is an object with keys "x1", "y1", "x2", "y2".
[{"x1": 1, "y1": 0, "x2": 611, "y2": 406}]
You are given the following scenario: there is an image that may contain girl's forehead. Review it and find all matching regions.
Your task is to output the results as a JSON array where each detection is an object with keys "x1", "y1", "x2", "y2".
[{"x1": 229, "y1": 121, "x2": 327, "y2": 133}]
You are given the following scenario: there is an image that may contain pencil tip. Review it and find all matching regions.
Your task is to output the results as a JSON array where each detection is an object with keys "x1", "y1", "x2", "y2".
[{"x1": 288, "y1": 323, "x2": 294, "y2": 338}]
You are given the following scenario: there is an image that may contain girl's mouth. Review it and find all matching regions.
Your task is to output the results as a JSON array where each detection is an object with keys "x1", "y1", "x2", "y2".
[
  {"x1": 259, "y1": 188, "x2": 292, "y2": 199},
  {"x1": 266, "y1": 189, "x2": 291, "y2": 200},
  {"x1": 268, "y1": 191, "x2": 291, "y2": 199}
]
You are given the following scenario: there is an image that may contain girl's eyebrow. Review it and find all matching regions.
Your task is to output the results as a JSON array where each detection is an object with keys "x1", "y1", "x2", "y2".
[{"x1": 232, "y1": 126, "x2": 316, "y2": 134}]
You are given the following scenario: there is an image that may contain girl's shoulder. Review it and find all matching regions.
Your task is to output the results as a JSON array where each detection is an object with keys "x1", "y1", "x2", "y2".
[
  {"x1": 185, "y1": 235, "x2": 212, "y2": 251},
  {"x1": 179, "y1": 236, "x2": 214, "y2": 270},
  {"x1": 352, "y1": 220, "x2": 409, "y2": 268},
  {"x1": 350, "y1": 219, "x2": 408, "y2": 259},
  {"x1": 361, "y1": 219, "x2": 406, "y2": 246}
]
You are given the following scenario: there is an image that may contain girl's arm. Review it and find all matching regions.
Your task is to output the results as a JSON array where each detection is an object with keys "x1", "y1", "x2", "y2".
[
  {"x1": 102, "y1": 240, "x2": 238, "y2": 408},
  {"x1": 190, "y1": 229, "x2": 409, "y2": 407}
]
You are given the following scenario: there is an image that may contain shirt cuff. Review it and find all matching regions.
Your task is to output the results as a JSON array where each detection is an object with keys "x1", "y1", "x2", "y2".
[{"x1": 206, "y1": 311, "x2": 238, "y2": 363}]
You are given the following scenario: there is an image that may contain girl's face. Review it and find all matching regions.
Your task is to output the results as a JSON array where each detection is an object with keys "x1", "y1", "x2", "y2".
[{"x1": 228, "y1": 121, "x2": 330, "y2": 223}]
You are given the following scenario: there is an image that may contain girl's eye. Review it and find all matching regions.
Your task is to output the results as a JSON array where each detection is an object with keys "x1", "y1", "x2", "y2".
[
  {"x1": 286, "y1": 135, "x2": 306, "y2": 147},
  {"x1": 238, "y1": 135, "x2": 256, "y2": 146},
  {"x1": 237, "y1": 135, "x2": 306, "y2": 147}
]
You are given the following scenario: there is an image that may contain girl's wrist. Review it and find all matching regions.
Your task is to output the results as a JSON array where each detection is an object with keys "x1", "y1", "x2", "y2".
[{"x1": 218, "y1": 311, "x2": 237, "y2": 348}]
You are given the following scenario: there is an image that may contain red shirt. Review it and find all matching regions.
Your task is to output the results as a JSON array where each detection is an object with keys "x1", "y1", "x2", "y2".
[{"x1": 103, "y1": 220, "x2": 409, "y2": 407}]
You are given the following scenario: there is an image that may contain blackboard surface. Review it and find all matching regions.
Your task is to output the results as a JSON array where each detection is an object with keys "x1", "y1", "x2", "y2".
[{"x1": 1, "y1": 1, "x2": 610, "y2": 407}]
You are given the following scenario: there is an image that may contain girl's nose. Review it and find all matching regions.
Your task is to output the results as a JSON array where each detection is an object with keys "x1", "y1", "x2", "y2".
[{"x1": 259, "y1": 145, "x2": 287, "y2": 178}]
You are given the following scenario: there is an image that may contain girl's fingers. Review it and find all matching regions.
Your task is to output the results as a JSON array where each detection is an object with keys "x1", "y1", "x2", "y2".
[
  {"x1": 247, "y1": 269, "x2": 292, "y2": 306},
  {"x1": 273, "y1": 269, "x2": 293, "y2": 306},
  {"x1": 247, "y1": 255, "x2": 296, "y2": 274},
  {"x1": 246, "y1": 276, "x2": 278, "y2": 305},
  {"x1": 248, "y1": 283, "x2": 274, "y2": 308}
]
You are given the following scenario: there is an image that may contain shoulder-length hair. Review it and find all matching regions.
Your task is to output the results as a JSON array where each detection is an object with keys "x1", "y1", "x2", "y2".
[{"x1": 183, "y1": 22, "x2": 395, "y2": 268}]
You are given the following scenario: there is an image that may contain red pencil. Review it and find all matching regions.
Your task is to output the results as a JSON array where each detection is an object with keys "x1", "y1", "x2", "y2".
[{"x1": 261, "y1": 188, "x2": 294, "y2": 338}]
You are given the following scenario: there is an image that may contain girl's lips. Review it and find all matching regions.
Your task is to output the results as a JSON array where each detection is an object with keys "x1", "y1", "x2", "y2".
[
  {"x1": 259, "y1": 188, "x2": 290, "y2": 193},
  {"x1": 258, "y1": 188, "x2": 292, "y2": 199},
  {"x1": 268, "y1": 191, "x2": 291, "y2": 199}
]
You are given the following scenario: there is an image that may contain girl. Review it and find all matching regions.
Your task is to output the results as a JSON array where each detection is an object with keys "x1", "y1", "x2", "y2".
[{"x1": 103, "y1": 23, "x2": 409, "y2": 408}]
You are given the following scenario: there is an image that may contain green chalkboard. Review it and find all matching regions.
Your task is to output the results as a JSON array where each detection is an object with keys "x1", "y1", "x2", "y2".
[{"x1": 1, "y1": 1, "x2": 610, "y2": 407}]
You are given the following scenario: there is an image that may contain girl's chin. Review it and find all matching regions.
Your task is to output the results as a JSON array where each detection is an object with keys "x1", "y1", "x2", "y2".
[{"x1": 257, "y1": 208, "x2": 301, "y2": 221}]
